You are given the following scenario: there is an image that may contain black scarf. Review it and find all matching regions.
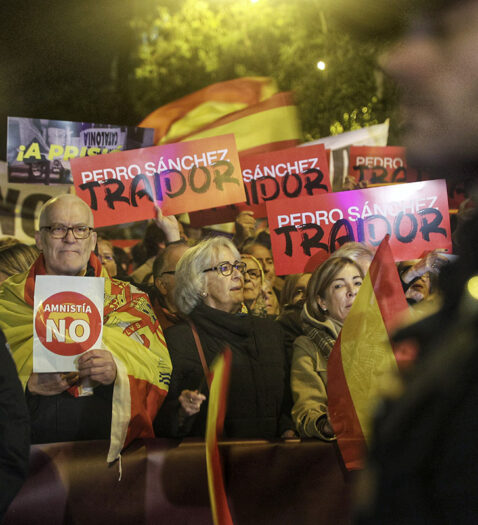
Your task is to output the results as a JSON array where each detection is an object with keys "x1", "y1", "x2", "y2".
[{"x1": 188, "y1": 302, "x2": 259, "y2": 358}]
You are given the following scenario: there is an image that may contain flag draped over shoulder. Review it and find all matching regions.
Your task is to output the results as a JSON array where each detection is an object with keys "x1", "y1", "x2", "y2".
[
  {"x1": 0, "y1": 253, "x2": 172, "y2": 463},
  {"x1": 327, "y1": 235, "x2": 408, "y2": 470},
  {"x1": 205, "y1": 348, "x2": 234, "y2": 525},
  {"x1": 139, "y1": 77, "x2": 301, "y2": 155}
]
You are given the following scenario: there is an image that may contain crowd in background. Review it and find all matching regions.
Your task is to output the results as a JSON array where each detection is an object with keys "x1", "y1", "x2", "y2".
[
  {"x1": 0, "y1": 204, "x2": 453, "y2": 441},
  {"x1": 0, "y1": 193, "x2": 465, "y2": 521}
]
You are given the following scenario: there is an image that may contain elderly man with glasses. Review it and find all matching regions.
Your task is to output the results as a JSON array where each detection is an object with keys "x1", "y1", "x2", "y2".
[{"x1": 0, "y1": 194, "x2": 172, "y2": 462}]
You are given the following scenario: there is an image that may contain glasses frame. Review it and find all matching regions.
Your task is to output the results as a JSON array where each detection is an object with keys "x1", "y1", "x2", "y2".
[
  {"x1": 98, "y1": 254, "x2": 115, "y2": 263},
  {"x1": 41, "y1": 224, "x2": 94, "y2": 240},
  {"x1": 159, "y1": 270, "x2": 176, "y2": 277},
  {"x1": 203, "y1": 260, "x2": 246, "y2": 277},
  {"x1": 244, "y1": 268, "x2": 261, "y2": 280}
]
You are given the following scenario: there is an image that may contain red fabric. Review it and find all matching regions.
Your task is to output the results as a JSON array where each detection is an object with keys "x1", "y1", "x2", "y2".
[
  {"x1": 327, "y1": 236, "x2": 409, "y2": 470},
  {"x1": 369, "y1": 237, "x2": 409, "y2": 335},
  {"x1": 125, "y1": 377, "x2": 166, "y2": 445},
  {"x1": 206, "y1": 349, "x2": 234, "y2": 525},
  {"x1": 139, "y1": 77, "x2": 275, "y2": 144},
  {"x1": 327, "y1": 334, "x2": 367, "y2": 471}
]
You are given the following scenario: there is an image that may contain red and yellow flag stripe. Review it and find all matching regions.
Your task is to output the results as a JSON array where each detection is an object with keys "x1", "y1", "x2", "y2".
[{"x1": 327, "y1": 236, "x2": 408, "y2": 470}]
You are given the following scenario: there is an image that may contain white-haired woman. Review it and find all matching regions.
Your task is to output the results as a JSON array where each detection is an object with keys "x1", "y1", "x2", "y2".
[
  {"x1": 154, "y1": 236, "x2": 295, "y2": 439},
  {"x1": 291, "y1": 256, "x2": 363, "y2": 441}
]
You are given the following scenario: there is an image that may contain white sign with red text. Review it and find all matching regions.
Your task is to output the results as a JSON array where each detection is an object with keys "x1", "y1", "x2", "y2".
[{"x1": 33, "y1": 276, "x2": 104, "y2": 372}]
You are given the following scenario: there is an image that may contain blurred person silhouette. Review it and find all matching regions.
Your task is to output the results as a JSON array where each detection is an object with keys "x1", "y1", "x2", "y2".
[
  {"x1": 150, "y1": 241, "x2": 189, "y2": 329},
  {"x1": 346, "y1": 1, "x2": 478, "y2": 523},
  {"x1": 0, "y1": 327, "x2": 30, "y2": 521}
]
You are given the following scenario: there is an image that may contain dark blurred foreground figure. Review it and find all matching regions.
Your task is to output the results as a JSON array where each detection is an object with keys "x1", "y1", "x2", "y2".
[
  {"x1": 0, "y1": 328, "x2": 30, "y2": 521},
  {"x1": 354, "y1": 1, "x2": 478, "y2": 523}
]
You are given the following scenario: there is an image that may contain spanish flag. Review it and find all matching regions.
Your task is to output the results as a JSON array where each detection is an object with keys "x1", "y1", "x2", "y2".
[
  {"x1": 205, "y1": 348, "x2": 234, "y2": 525},
  {"x1": 327, "y1": 235, "x2": 408, "y2": 470},
  {"x1": 139, "y1": 77, "x2": 301, "y2": 155}
]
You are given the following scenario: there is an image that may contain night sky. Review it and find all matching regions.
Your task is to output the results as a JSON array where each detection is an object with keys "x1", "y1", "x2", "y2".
[{"x1": 0, "y1": 0, "x2": 147, "y2": 161}]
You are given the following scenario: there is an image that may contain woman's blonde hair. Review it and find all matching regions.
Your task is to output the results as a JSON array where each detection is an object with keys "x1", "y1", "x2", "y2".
[{"x1": 0, "y1": 239, "x2": 39, "y2": 279}]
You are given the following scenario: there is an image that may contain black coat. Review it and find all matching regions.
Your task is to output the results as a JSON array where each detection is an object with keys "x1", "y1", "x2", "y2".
[
  {"x1": 0, "y1": 328, "x2": 30, "y2": 521},
  {"x1": 357, "y1": 210, "x2": 478, "y2": 524},
  {"x1": 155, "y1": 302, "x2": 294, "y2": 439}
]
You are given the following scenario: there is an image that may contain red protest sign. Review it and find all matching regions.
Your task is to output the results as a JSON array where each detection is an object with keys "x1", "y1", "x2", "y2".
[
  {"x1": 267, "y1": 180, "x2": 452, "y2": 276},
  {"x1": 348, "y1": 146, "x2": 425, "y2": 186},
  {"x1": 239, "y1": 144, "x2": 331, "y2": 216},
  {"x1": 70, "y1": 135, "x2": 244, "y2": 228},
  {"x1": 188, "y1": 144, "x2": 331, "y2": 227}
]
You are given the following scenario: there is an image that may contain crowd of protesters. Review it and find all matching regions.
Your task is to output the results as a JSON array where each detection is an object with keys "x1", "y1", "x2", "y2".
[
  {"x1": 3, "y1": 1, "x2": 478, "y2": 522},
  {"x1": 0, "y1": 190, "x2": 465, "y2": 519}
]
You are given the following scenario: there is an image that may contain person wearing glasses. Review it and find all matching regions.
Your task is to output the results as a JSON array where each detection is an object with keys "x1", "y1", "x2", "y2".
[
  {"x1": 0, "y1": 194, "x2": 172, "y2": 460},
  {"x1": 96, "y1": 236, "x2": 118, "y2": 278},
  {"x1": 240, "y1": 253, "x2": 267, "y2": 316},
  {"x1": 154, "y1": 236, "x2": 295, "y2": 439},
  {"x1": 149, "y1": 241, "x2": 189, "y2": 329}
]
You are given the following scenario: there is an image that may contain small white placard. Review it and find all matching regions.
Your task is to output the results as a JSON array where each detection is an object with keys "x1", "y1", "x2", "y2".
[{"x1": 33, "y1": 275, "x2": 104, "y2": 372}]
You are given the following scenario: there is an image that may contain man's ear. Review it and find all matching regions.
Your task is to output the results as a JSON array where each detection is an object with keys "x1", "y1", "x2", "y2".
[
  {"x1": 89, "y1": 231, "x2": 98, "y2": 255},
  {"x1": 34, "y1": 231, "x2": 43, "y2": 251},
  {"x1": 155, "y1": 276, "x2": 167, "y2": 296}
]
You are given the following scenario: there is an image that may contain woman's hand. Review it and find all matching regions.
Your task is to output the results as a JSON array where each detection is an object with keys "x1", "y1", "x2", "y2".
[{"x1": 179, "y1": 389, "x2": 206, "y2": 416}]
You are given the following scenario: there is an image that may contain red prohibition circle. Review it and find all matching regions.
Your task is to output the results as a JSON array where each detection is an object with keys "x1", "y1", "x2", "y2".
[{"x1": 35, "y1": 291, "x2": 102, "y2": 356}]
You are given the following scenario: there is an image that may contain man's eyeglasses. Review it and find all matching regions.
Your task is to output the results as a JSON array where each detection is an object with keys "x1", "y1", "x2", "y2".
[
  {"x1": 159, "y1": 270, "x2": 175, "y2": 277},
  {"x1": 203, "y1": 261, "x2": 246, "y2": 277},
  {"x1": 244, "y1": 269, "x2": 261, "y2": 280},
  {"x1": 41, "y1": 224, "x2": 94, "y2": 239}
]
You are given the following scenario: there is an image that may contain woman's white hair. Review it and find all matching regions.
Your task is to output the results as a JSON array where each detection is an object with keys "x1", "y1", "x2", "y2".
[{"x1": 174, "y1": 236, "x2": 241, "y2": 315}]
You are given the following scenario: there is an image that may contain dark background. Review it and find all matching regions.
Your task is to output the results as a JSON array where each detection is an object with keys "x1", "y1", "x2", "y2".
[{"x1": 0, "y1": 0, "x2": 152, "y2": 161}]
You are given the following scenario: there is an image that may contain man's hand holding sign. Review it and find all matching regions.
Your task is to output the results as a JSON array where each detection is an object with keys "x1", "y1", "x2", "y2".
[{"x1": 78, "y1": 350, "x2": 117, "y2": 385}]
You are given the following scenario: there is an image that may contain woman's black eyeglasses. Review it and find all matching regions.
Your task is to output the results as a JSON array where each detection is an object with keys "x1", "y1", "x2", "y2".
[{"x1": 203, "y1": 261, "x2": 246, "y2": 276}]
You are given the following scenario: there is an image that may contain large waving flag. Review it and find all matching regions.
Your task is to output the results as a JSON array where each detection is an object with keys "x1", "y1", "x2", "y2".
[
  {"x1": 327, "y1": 235, "x2": 408, "y2": 470},
  {"x1": 205, "y1": 348, "x2": 234, "y2": 525},
  {"x1": 139, "y1": 77, "x2": 301, "y2": 156}
]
